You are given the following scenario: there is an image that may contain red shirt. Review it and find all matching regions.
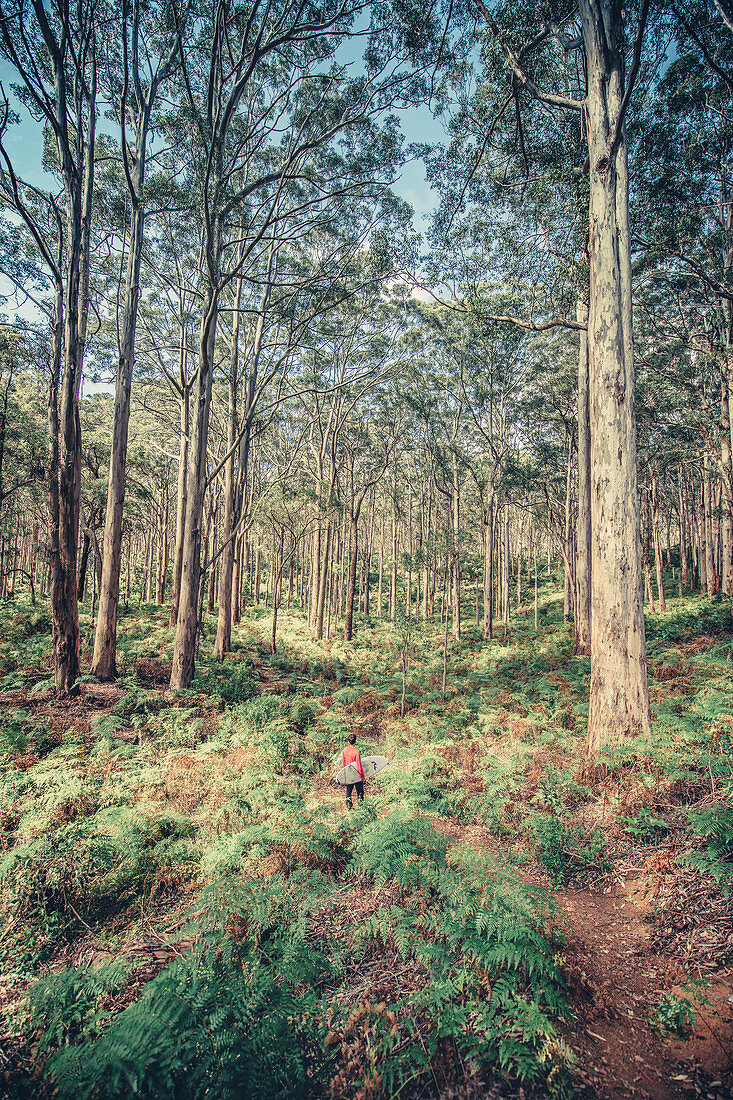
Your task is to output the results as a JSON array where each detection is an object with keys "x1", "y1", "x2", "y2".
[{"x1": 342, "y1": 745, "x2": 364, "y2": 781}]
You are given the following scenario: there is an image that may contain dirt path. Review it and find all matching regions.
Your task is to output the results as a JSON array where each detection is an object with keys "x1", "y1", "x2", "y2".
[
  {"x1": 435, "y1": 821, "x2": 733, "y2": 1099},
  {"x1": 260, "y1": 662, "x2": 733, "y2": 1099}
]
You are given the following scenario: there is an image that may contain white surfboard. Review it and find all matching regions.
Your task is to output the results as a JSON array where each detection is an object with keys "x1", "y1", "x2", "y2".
[{"x1": 334, "y1": 755, "x2": 389, "y2": 785}]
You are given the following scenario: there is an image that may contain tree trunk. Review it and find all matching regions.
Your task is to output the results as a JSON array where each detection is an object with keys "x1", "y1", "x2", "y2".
[
  {"x1": 575, "y1": 285, "x2": 592, "y2": 654},
  {"x1": 698, "y1": 476, "x2": 707, "y2": 594},
  {"x1": 170, "y1": 281, "x2": 218, "y2": 690},
  {"x1": 344, "y1": 512, "x2": 359, "y2": 641},
  {"x1": 214, "y1": 272, "x2": 243, "y2": 656},
  {"x1": 721, "y1": 366, "x2": 733, "y2": 594},
  {"x1": 77, "y1": 522, "x2": 91, "y2": 603},
  {"x1": 642, "y1": 494, "x2": 655, "y2": 613},
  {"x1": 582, "y1": 0, "x2": 651, "y2": 753},
  {"x1": 503, "y1": 507, "x2": 510, "y2": 635},
  {"x1": 679, "y1": 466, "x2": 688, "y2": 591},
  {"x1": 451, "y1": 455, "x2": 460, "y2": 639},
  {"x1": 483, "y1": 494, "x2": 494, "y2": 638},
  {"x1": 563, "y1": 442, "x2": 574, "y2": 623},
  {"x1": 215, "y1": 246, "x2": 274, "y2": 658},
  {"x1": 92, "y1": 168, "x2": 146, "y2": 678},
  {"x1": 704, "y1": 455, "x2": 717, "y2": 597},
  {"x1": 169, "y1": 343, "x2": 190, "y2": 626},
  {"x1": 651, "y1": 472, "x2": 666, "y2": 614},
  {"x1": 206, "y1": 501, "x2": 218, "y2": 615},
  {"x1": 315, "y1": 520, "x2": 332, "y2": 640}
]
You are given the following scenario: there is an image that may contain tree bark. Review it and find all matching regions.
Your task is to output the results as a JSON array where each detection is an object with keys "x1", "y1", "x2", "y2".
[
  {"x1": 704, "y1": 454, "x2": 717, "y2": 597},
  {"x1": 451, "y1": 453, "x2": 460, "y2": 639},
  {"x1": 651, "y1": 472, "x2": 666, "y2": 614},
  {"x1": 169, "y1": 339, "x2": 190, "y2": 627},
  {"x1": 721, "y1": 365, "x2": 733, "y2": 594},
  {"x1": 678, "y1": 466, "x2": 688, "y2": 591},
  {"x1": 92, "y1": 172, "x2": 145, "y2": 678},
  {"x1": 581, "y1": 0, "x2": 651, "y2": 754},
  {"x1": 170, "y1": 281, "x2": 218, "y2": 690},
  {"x1": 575, "y1": 286, "x2": 592, "y2": 654}
]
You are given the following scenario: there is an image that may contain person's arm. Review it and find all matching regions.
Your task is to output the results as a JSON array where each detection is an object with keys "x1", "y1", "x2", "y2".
[{"x1": 355, "y1": 751, "x2": 365, "y2": 781}]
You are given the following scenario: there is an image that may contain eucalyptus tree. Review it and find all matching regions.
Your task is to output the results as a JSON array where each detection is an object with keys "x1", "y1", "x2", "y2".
[
  {"x1": 296, "y1": 283, "x2": 405, "y2": 641},
  {"x1": 402, "y1": 304, "x2": 474, "y2": 640},
  {"x1": 0, "y1": 0, "x2": 98, "y2": 692},
  {"x1": 429, "y1": 0, "x2": 656, "y2": 753},
  {"x1": 340, "y1": 362, "x2": 403, "y2": 642},
  {"x1": 92, "y1": 0, "x2": 185, "y2": 679},
  {"x1": 426, "y1": 14, "x2": 592, "y2": 652},
  {"x1": 634, "y1": 7, "x2": 733, "y2": 595},
  {"x1": 211, "y1": 174, "x2": 413, "y2": 656},
  {"x1": 167, "y1": 0, "x2": 418, "y2": 690},
  {"x1": 135, "y1": 203, "x2": 204, "y2": 626}
]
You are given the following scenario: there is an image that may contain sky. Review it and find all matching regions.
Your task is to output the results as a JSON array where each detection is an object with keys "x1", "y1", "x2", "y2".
[{"x1": 0, "y1": 52, "x2": 448, "y2": 393}]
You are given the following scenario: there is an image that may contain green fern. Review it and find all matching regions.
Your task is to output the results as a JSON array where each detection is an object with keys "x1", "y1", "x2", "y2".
[
  {"x1": 45, "y1": 872, "x2": 335, "y2": 1100},
  {"x1": 678, "y1": 803, "x2": 733, "y2": 896},
  {"x1": 353, "y1": 812, "x2": 450, "y2": 889}
]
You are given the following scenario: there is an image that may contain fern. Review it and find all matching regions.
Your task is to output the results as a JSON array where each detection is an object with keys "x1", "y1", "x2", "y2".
[
  {"x1": 353, "y1": 812, "x2": 450, "y2": 889},
  {"x1": 678, "y1": 803, "x2": 733, "y2": 896},
  {"x1": 45, "y1": 872, "x2": 335, "y2": 1100},
  {"x1": 26, "y1": 962, "x2": 130, "y2": 1059}
]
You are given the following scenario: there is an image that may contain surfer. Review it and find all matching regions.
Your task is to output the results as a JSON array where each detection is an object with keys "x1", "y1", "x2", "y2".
[{"x1": 342, "y1": 732, "x2": 365, "y2": 809}]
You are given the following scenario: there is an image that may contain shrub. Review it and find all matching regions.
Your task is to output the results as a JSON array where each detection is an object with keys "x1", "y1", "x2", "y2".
[
  {"x1": 25, "y1": 962, "x2": 130, "y2": 1061},
  {"x1": 289, "y1": 698, "x2": 317, "y2": 732},
  {"x1": 112, "y1": 688, "x2": 166, "y2": 723},
  {"x1": 352, "y1": 841, "x2": 571, "y2": 1094},
  {"x1": 191, "y1": 663, "x2": 257, "y2": 705},
  {"x1": 646, "y1": 983, "x2": 708, "y2": 1038},
  {"x1": 0, "y1": 710, "x2": 33, "y2": 755},
  {"x1": 678, "y1": 803, "x2": 733, "y2": 896},
  {"x1": 530, "y1": 814, "x2": 607, "y2": 885},
  {"x1": 44, "y1": 874, "x2": 335, "y2": 1100},
  {"x1": 353, "y1": 813, "x2": 450, "y2": 890}
]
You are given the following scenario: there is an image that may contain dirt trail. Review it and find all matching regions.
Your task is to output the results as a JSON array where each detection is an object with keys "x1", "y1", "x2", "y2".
[
  {"x1": 261, "y1": 660, "x2": 733, "y2": 1099},
  {"x1": 438, "y1": 821, "x2": 733, "y2": 1100}
]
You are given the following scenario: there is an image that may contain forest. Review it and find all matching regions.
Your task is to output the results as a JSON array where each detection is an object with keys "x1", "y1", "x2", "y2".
[{"x1": 0, "y1": 0, "x2": 733, "y2": 1096}]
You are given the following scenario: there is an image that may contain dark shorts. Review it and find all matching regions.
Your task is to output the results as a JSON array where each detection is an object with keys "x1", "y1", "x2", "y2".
[{"x1": 346, "y1": 781, "x2": 364, "y2": 803}]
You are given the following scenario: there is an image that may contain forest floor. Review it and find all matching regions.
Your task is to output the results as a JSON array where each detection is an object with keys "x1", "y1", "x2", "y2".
[{"x1": 1, "y1": 581, "x2": 733, "y2": 1098}]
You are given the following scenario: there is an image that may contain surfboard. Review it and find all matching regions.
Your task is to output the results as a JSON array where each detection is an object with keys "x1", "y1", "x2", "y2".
[{"x1": 334, "y1": 755, "x2": 389, "y2": 785}]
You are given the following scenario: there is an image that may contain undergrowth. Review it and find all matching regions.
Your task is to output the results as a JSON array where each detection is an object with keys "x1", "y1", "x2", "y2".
[{"x1": 2, "y1": 583, "x2": 733, "y2": 1097}]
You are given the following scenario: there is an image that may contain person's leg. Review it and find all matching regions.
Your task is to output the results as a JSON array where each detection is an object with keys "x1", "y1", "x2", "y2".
[
  {"x1": 346, "y1": 782, "x2": 355, "y2": 810},
  {"x1": 356, "y1": 781, "x2": 364, "y2": 803}
]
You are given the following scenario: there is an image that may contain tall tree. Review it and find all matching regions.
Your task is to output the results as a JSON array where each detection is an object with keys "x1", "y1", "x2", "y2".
[
  {"x1": 0, "y1": 0, "x2": 98, "y2": 692},
  {"x1": 92, "y1": 0, "x2": 183, "y2": 679}
]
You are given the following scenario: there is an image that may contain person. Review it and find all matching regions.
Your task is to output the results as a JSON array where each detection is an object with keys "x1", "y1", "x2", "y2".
[{"x1": 342, "y1": 732, "x2": 365, "y2": 809}]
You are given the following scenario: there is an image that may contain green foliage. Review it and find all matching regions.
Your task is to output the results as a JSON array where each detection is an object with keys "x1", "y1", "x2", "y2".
[
  {"x1": 156, "y1": 707, "x2": 204, "y2": 749},
  {"x1": 289, "y1": 697, "x2": 317, "y2": 732},
  {"x1": 619, "y1": 807, "x2": 672, "y2": 842},
  {"x1": 353, "y1": 838, "x2": 570, "y2": 1093},
  {"x1": 0, "y1": 809, "x2": 197, "y2": 968},
  {"x1": 530, "y1": 814, "x2": 608, "y2": 886},
  {"x1": 190, "y1": 662, "x2": 257, "y2": 706},
  {"x1": 378, "y1": 752, "x2": 458, "y2": 815},
  {"x1": 26, "y1": 962, "x2": 130, "y2": 1060},
  {"x1": 353, "y1": 812, "x2": 450, "y2": 889},
  {"x1": 678, "y1": 802, "x2": 733, "y2": 896},
  {"x1": 44, "y1": 874, "x2": 334, "y2": 1100},
  {"x1": 259, "y1": 718, "x2": 292, "y2": 769},
  {"x1": 234, "y1": 694, "x2": 282, "y2": 732},
  {"x1": 645, "y1": 599, "x2": 733, "y2": 647},
  {"x1": 112, "y1": 687, "x2": 166, "y2": 723},
  {"x1": 646, "y1": 982, "x2": 709, "y2": 1038},
  {"x1": 0, "y1": 709, "x2": 33, "y2": 754}
]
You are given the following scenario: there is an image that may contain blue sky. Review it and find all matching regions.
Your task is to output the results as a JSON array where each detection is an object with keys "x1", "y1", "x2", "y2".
[
  {"x1": 0, "y1": 50, "x2": 449, "y2": 393},
  {"x1": 0, "y1": 56, "x2": 447, "y2": 226}
]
